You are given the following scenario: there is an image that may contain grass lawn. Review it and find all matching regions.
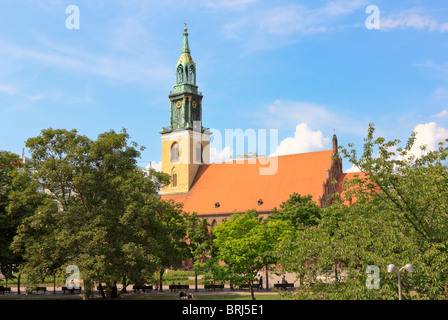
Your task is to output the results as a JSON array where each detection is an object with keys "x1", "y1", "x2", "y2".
[
  {"x1": 2, "y1": 269, "x2": 203, "y2": 288},
  {"x1": 0, "y1": 293, "x2": 286, "y2": 301},
  {"x1": 122, "y1": 294, "x2": 285, "y2": 300}
]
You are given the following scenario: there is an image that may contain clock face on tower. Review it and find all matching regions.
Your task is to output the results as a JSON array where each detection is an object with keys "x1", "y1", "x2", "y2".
[
  {"x1": 176, "y1": 101, "x2": 182, "y2": 108},
  {"x1": 192, "y1": 101, "x2": 197, "y2": 108}
]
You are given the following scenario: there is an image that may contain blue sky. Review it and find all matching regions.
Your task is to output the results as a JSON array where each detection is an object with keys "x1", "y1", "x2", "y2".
[{"x1": 0, "y1": 0, "x2": 447, "y2": 172}]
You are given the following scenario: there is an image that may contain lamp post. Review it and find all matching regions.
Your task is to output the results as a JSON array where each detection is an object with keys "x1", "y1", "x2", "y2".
[{"x1": 387, "y1": 263, "x2": 414, "y2": 300}]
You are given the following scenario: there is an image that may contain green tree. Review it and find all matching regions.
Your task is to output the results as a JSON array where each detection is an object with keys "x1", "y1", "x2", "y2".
[
  {"x1": 11, "y1": 128, "x2": 172, "y2": 299},
  {"x1": 210, "y1": 210, "x2": 292, "y2": 300},
  {"x1": 269, "y1": 193, "x2": 321, "y2": 230},
  {"x1": 278, "y1": 123, "x2": 448, "y2": 299},
  {"x1": 151, "y1": 198, "x2": 187, "y2": 292},
  {"x1": 339, "y1": 123, "x2": 448, "y2": 299},
  {"x1": 0, "y1": 151, "x2": 26, "y2": 289},
  {"x1": 278, "y1": 197, "x2": 415, "y2": 299},
  {"x1": 267, "y1": 193, "x2": 321, "y2": 287},
  {"x1": 183, "y1": 212, "x2": 213, "y2": 292}
]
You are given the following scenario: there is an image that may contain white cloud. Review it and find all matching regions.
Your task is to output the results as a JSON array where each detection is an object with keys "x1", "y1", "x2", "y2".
[
  {"x1": 344, "y1": 164, "x2": 362, "y2": 173},
  {"x1": 432, "y1": 110, "x2": 448, "y2": 119},
  {"x1": 380, "y1": 8, "x2": 447, "y2": 32},
  {"x1": 382, "y1": 15, "x2": 437, "y2": 31},
  {"x1": 414, "y1": 62, "x2": 448, "y2": 77},
  {"x1": 409, "y1": 122, "x2": 448, "y2": 158},
  {"x1": 270, "y1": 122, "x2": 330, "y2": 157},
  {"x1": 317, "y1": 0, "x2": 369, "y2": 17},
  {"x1": 432, "y1": 87, "x2": 448, "y2": 102},
  {"x1": 204, "y1": 0, "x2": 257, "y2": 8},
  {"x1": 0, "y1": 39, "x2": 171, "y2": 84},
  {"x1": 262, "y1": 99, "x2": 366, "y2": 136},
  {"x1": 222, "y1": 0, "x2": 368, "y2": 48},
  {"x1": 441, "y1": 23, "x2": 448, "y2": 33},
  {"x1": 210, "y1": 146, "x2": 233, "y2": 163},
  {"x1": 0, "y1": 84, "x2": 18, "y2": 95}
]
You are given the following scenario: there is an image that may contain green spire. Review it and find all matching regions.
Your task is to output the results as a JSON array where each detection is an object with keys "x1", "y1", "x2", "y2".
[
  {"x1": 182, "y1": 22, "x2": 190, "y2": 54},
  {"x1": 174, "y1": 23, "x2": 197, "y2": 90}
]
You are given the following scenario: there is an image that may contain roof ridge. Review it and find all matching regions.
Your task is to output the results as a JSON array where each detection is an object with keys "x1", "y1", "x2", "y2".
[{"x1": 207, "y1": 149, "x2": 334, "y2": 166}]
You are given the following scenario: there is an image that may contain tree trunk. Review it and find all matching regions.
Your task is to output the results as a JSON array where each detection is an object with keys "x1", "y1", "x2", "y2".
[
  {"x1": 159, "y1": 269, "x2": 164, "y2": 292},
  {"x1": 105, "y1": 282, "x2": 114, "y2": 299},
  {"x1": 334, "y1": 264, "x2": 338, "y2": 283},
  {"x1": 53, "y1": 274, "x2": 56, "y2": 294},
  {"x1": 82, "y1": 279, "x2": 92, "y2": 300},
  {"x1": 122, "y1": 276, "x2": 127, "y2": 293},
  {"x1": 249, "y1": 279, "x2": 256, "y2": 301},
  {"x1": 265, "y1": 266, "x2": 269, "y2": 291},
  {"x1": 195, "y1": 270, "x2": 198, "y2": 292},
  {"x1": 17, "y1": 273, "x2": 21, "y2": 295}
]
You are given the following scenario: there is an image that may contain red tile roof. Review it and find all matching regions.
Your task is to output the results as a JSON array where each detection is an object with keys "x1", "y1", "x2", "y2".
[
  {"x1": 161, "y1": 150, "x2": 335, "y2": 215},
  {"x1": 335, "y1": 171, "x2": 369, "y2": 205}
]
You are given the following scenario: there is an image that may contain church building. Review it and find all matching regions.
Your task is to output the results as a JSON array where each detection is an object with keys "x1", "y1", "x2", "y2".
[{"x1": 160, "y1": 26, "x2": 348, "y2": 227}]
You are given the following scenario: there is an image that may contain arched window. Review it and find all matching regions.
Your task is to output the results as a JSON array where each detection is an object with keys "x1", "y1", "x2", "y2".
[
  {"x1": 185, "y1": 66, "x2": 189, "y2": 83},
  {"x1": 189, "y1": 66, "x2": 195, "y2": 84},
  {"x1": 176, "y1": 108, "x2": 182, "y2": 125},
  {"x1": 171, "y1": 168, "x2": 177, "y2": 187},
  {"x1": 211, "y1": 220, "x2": 217, "y2": 228},
  {"x1": 177, "y1": 66, "x2": 184, "y2": 84},
  {"x1": 171, "y1": 143, "x2": 179, "y2": 162},
  {"x1": 196, "y1": 142, "x2": 202, "y2": 163},
  {"x1": 172, "y1": 173, "x2": 177, "y2": 187}
]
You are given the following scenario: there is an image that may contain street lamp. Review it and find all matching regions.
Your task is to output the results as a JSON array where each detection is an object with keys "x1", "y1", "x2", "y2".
[{"x1": 387, "y1": 263, "x2": 414, "y2": 300}]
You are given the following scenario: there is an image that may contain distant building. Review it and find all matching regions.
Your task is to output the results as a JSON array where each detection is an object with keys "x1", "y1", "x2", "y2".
[{"x1": 232, "y1": 152, "x2": 263, "y2": 161}]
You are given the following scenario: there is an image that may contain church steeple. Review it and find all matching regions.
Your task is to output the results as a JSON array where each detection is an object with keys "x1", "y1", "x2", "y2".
[
  {"x1": 182, "y1": 23, "x2": 190, "y2": 54},
  {"x1": 160, "y1": 23, "x2": 203, "y2": 134},
  {"x1": 174, "y1": 23, "x2": 197, "y2": 92},
  {"x1": 159, "y1": 24, "x2": 211, "y2": 196}
]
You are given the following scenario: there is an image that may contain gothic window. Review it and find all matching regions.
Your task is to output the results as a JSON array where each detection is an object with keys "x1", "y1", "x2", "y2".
[
  {"x1": 176, "y1": 108, "x2": 182, "y2": 125},
  {"x1": 171, "y1": 168, "x2": 177, "y2": 187},
  {"x1": 172, "y1": 173, "x2": 177, "y2": 187},
  {"x1": 177, "y1": 66, "x2": 184, "y2": 84},
  {"x1": 211, "y1": 220, "x2": 217, "y2": 228},
  {"x1": 185, "y1": 66, "x2": 189, "y2": 83},
  {"x1": 196, "y1": 142, "x2": 202, "y2": 163},
  {"x1": 189, "y1": 66, "x2": 195, "y2": 84},
  {"x1": 171, "y1": 143, "x2": 179, "y2": 162}
]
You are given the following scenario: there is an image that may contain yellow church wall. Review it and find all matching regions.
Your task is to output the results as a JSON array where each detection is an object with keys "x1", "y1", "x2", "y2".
[{"x1": 161, "y1": 130, "x2": 210, "y2": 195}]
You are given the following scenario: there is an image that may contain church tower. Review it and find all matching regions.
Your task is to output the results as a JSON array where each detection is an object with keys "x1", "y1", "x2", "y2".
[{"x1": 160, "y1": 24, "x2": 211, "y2": 195}]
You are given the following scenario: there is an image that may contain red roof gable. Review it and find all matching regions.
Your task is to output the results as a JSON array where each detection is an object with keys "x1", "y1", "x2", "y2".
[{"x1": 161, "y1": 150, "x2": 335, "y2": 215}]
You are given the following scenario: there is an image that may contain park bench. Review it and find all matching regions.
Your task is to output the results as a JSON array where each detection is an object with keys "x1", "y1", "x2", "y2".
[
  {"x1": 133, "y1": 285, "x2": 153, "y2": 293},
  {"x1": 204, "y1": 284, "x2": 224, "y2": 291},
  {"x1": 62, "y1": 286, "x2": 82, "y2": 294},
  {"x1": 0, "y1": 286, "x2": 11, "y2": 294},
  {"x1": 238, "y1": 283, "x2": 260, "y2": 290},
  {"x1": 274, "y1": 283, "x2": 294, "y2": 290},
  {"x1": 30, "y1": 287, "x2": 47, "y2": 294},
  {"x1": 169, "y1": 284, "x2": 189, "y2": 292}
]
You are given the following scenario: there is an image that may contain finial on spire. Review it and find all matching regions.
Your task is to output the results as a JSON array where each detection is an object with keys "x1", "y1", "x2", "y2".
[{"x1": 181, "y1": 23, "x2": 190, "y2": 54}]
